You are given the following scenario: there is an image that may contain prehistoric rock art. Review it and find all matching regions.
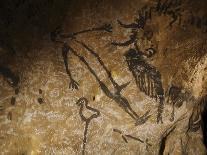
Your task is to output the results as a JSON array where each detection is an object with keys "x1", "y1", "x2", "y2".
[
  {"x1": 124, "y1": 49, "x2": 164, "y2": 123},
  {"x1": 0, "y1": 0, "x2": 206, "y2": 154},
  {"x1": 51, "y1": 25, "x2": 151, "y2": 125},
  {"x1": 63, "y1": 42, "x2": 150, "y2": 124},
  {"x1": 52, "y1": 24, "x2": 112, "y2": 90},
  {"x1": 76, "y1": 97, "x2": 100, "y2": 155},
  {"x1": 113, "y1": 128, "x2": 152, "y2": 149},
  {"x1": 62, "y1": 43, "x2": 79, "y2": 90},
  {"x1": 112, "y1": 7, "x2": 164, "y2": 123}
]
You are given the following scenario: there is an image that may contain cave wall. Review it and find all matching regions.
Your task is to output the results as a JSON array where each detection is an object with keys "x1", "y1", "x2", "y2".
[{"x1": 0, "y1": 0, "x2": 207, "y2": 154}]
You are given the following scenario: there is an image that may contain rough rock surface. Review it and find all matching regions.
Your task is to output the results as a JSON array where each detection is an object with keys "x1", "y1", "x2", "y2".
[{"x1": 0, "y1": 0, "x2": 207, "y2": 154}]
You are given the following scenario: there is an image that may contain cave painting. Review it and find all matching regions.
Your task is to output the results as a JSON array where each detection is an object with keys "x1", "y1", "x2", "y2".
[
  {"x1": 51, "y1": 23, "x2": 151, "y2": 125},
  {"x1": 0, "y1": 0, "x2": 206, "y2": 154},
  {"x1": 76, "y1": 97, "x2": 100, "y2": 155},
  {"x1": 113, "y1": 128, "x2": 152, "y2": 150},
  {"x1": 48, "y1": 0, "x2": 207, "y2": 153},
  {"x1": 50, "y1": 0, "x2": 207, "y2": 127}
]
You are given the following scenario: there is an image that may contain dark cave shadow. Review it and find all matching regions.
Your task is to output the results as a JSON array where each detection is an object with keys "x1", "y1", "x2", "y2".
[{"x1": 201, "y1": 95, "x2": 207, "y2": 148}]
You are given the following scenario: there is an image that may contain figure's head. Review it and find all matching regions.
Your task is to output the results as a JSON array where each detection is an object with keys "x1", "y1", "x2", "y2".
[{"x1": 76, "y1": 97, "x2": 87, "y2": 106}]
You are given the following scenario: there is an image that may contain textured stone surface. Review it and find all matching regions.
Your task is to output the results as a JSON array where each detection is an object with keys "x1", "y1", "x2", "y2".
[{"x1": 0, "y1": 0, "x2": 207, "y2": 154}]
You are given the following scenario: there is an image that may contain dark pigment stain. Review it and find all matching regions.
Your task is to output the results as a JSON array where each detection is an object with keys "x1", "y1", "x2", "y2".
[{"x1": 37, "y1": 98, "x2": 44, "y2": 104}]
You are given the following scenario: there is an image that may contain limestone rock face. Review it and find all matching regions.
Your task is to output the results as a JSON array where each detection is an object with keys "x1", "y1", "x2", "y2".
[{"x1": 0, "y1": 0, "x2": 207, "y2": 154}]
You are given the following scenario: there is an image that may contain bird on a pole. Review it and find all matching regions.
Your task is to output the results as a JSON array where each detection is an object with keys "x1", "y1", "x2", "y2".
[{"x1": 76, "y1": 97, "x2": 100, "y2": 155}]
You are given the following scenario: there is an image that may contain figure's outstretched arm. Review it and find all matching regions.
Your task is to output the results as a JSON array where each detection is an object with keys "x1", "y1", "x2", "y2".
[
  {"x1": 59, "y1": 24, "x2": 112, "y2": 39},
  {"x1": 62, "y1": 43, "x2": 79, "y2": 90}
]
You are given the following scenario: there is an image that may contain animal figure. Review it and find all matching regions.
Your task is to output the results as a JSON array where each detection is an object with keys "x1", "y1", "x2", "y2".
[
  {"x1": 76, "y1": 97, "x2": 100, "y2": 155},
  {"x1": 124, "y1": 49, "x2": 164, "y2": 123}
]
